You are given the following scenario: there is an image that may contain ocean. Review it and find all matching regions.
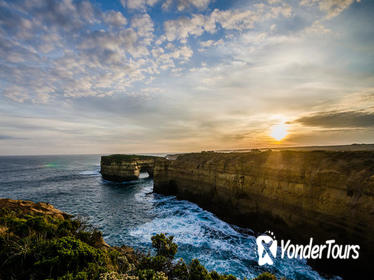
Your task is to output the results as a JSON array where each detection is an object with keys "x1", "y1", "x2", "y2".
[{"x1": 0, "y1": 154, "x2": 330, "y2": 279}]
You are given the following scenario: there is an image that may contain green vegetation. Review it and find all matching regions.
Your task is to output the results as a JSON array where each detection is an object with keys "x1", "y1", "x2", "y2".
[
  {"x1": 0, "y1": 206, "x2": 279, "y2": 280},
  {"x1": 0, "y1": 207, "x2": 128, "y2": 280},
  {"x1": 101, "y1": 154, "x2": 159, "y2": 165},
  {"x1": 252, "y1": 273, "x2": 276, "y2": 280}
]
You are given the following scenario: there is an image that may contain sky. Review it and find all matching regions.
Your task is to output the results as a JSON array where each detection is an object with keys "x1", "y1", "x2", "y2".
[{"x1": 0, "y1": 0, "x2": 373, "y2": 155}]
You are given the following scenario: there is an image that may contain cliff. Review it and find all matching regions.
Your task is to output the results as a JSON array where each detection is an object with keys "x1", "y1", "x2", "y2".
[
  {"x1": 153, "y1": 150, "x2": 374, "y2": 278},
  {"x1": 100, "y1": 154, "x2": 161, "y2": 181}
]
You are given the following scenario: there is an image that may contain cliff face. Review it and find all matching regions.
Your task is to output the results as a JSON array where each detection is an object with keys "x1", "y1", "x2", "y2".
[
  {"x1": 153, "y1": 151, "x2": 374, "y2": 277},
  {"x1": 100, "y1": 155, "x2": 160, "y2": 181}
]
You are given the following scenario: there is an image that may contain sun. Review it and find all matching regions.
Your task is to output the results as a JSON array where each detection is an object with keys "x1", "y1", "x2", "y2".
[{"x1": 270, "y1": 123, "x2": 288, "y2": 141}]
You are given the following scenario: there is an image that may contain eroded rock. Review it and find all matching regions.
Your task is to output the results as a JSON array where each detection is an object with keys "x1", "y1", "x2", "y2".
[
  {"x1": 100, "y1": 154, "x2": 160, "y2": 182},
  {"x1": 153, "y1": 150, "x2": 374, "y2": 278}
]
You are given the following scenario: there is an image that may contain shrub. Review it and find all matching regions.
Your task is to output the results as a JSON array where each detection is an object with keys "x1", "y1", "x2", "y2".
[
  {"x1": 138, "y1": 269, "x2": 168, "y2": 280},
  {"x1": 100, "y1": 271, "x2": 138, "y2": 280},
  {"x1": 210, "y1": 271, "x2": 237, "y2": 280},
  {"x1": 138, "y1": 255, "x2": 170, "y2": 273},
  {"x1": 151, "y1": 233, "x2": 178, "y2": 259},
  {"x1": 33, "y1": 236, "x2": 107, "y2": 278},
  {"x1": 189, "y1": 259, "x2": 212, "y2": 280},
  {"x1": 254, "y1": 272, "x2": 277, "y2": 280},
  {"x1": 171, "y1": 258, "x2": 189, "y2": 280}
]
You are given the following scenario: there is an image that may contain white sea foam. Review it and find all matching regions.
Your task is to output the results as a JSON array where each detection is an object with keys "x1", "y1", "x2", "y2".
[{"x1": 128, "y1": 185, "x2": 327, "y2": 280}]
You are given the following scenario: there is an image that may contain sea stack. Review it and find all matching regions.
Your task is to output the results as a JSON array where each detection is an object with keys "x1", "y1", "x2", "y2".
[{"x1": 100, "y1": 154, "x2": 161, "y2": 181}]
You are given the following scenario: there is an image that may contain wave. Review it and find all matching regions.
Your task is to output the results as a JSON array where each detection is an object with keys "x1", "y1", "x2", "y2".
[
  {"x1": 79, "y1": 170, "x2": 100, "y2": 175},
  {"x1": 129, "y1": 190, "x2": 326, "y2": 280}
]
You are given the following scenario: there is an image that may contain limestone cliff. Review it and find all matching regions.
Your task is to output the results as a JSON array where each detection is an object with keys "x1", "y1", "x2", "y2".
[
  {"x1": 100, "y1": 154, "x2": 160, "y2": 181},
  {"x1": 153, "y1": 150, "x2": 374, "y2": 277}
]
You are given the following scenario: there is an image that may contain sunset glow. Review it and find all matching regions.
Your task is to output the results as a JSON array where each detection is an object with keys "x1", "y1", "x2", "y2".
[
  {"x1": 270, "y1": 123, "x2": 288, "y2": 141},
  {"x1": 0, "y1": 0, "x2": 373, "y2": 154}
]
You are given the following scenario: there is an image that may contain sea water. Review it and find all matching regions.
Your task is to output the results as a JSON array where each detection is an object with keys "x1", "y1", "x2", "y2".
[{"x1": 0, "y1": 155, "x2": 332, "y2": 280}]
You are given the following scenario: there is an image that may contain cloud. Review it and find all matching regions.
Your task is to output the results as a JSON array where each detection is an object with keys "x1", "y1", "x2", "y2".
[
  {"x1": 300, "y1": 0, "x2": 359, "y2": 19},
  {"x1": 198, "y1": 39, "x2": 223, "y2": 52},
  {"x1": 163, "y1": 2, "x2": 292, "y2": 42},
  {"x1": 0, "y1": 135, "x2": 23, "y2": 140},
  {"x1": 121, "y1": 0, "x2": 211, "y2": 11},
  {"x1": 2, "y1": 0, "x2": 221, "y2": 104},
  {"x1": 121, "y1": 0, "x2": 159, "y2": 10},
  {"x1": 102, "y1": 10, "x2": 127, "y2": 26},
  {"x1": 0, "y1": 0, "x2": 308, "y2": 104},
  {"x1": 164, "y1": 14, "x2": 210, "y2": 42},
  {"x1": 0, "y1": 1, "x2": 167, "y2": 102},
  {"x1": 319, "y1": 0, "x2": 357, "y2": 18},
  {"x1": 295, "y1": 110, "x2": 374, "y2": 128},
  {"x1": 304, "y1": 20, "x2": 331, "y2": 34},
  {"x1": 162, "y1": 0, "x2": 211, "y2": 11},
  {"x1": 131, "y1": 13, "x2": 154, "y2": 44}
]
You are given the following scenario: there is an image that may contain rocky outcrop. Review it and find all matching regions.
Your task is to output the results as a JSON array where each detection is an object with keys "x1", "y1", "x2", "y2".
[
  {"x1": 0, "y1": 198, "x2": 71, "y2": 220},
  {"x1": 100, "y1": 154, "x2": 161, "y2": 182},
  {"x1": 153, "y1": 150, "x2": 374, "y2": 278},
  {"x1": 0, "y1": 199, "x2": 110, "y2": 248},
  {"x1": 0, "y1": 199, "x2": 114, "y2": 247}
]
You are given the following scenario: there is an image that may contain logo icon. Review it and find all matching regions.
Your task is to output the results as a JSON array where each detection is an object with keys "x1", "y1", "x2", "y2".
[{"x1": 256, "y1": 231, "x2": 277, "y2": 266}]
